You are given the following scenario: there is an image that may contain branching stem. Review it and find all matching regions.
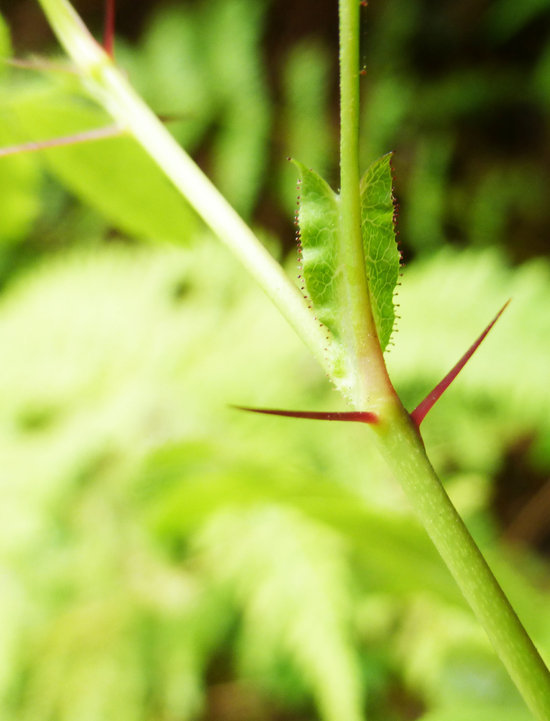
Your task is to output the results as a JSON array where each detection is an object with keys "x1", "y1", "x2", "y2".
[{"x1": 34, "y1": 1, "x2": 550, "y2": 718}]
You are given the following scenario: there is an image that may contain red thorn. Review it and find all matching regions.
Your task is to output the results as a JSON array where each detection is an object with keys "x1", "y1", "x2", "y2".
[
  {"x1": 233, "y1": 406, "x2": 378, "y2": 424},
  {"x1": 103, "y1": 0, "x2": 115, "y2": 59},
  {"x1": 410, "y1": 300, "x2": 511, "y2": 427}
]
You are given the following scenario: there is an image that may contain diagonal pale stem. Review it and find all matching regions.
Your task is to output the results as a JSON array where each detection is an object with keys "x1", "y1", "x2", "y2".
[
  {"x1": 35, "y1": 0, "x2": 334, "y2": 383},
  {"x1": 34, "y1": 1, "x2": 550, "y2": 718}
]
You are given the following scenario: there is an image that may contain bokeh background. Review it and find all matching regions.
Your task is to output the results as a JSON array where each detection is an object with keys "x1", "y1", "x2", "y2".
[{"x1": 0, "y1": 1, "x2": 549, "y2": 720}]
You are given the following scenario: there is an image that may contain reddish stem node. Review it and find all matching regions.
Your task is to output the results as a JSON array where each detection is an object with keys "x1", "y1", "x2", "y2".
[
  {"x1": 234, "y1": 406, "x2": 378, "y2": 424},
  {"x1": 4, "y1": 57, "x2": 78, "y2": 74},
  {"x1": 410, "y1": 300, "x2": 511, "y2": 427},
  {"x1": 103, "y1": 0, "x2": 116, "y2": 59}
]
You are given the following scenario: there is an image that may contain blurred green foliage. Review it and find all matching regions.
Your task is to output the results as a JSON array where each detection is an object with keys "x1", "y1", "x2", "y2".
[{"x1": 0, "y1": 1, "x2": 549, "y2": 720}]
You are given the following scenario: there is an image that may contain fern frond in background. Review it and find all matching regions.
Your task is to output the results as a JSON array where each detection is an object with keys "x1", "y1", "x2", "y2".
[
  {"x1": 1, "y1": 0, "x2": 550, "y2": 719},
  {"x1": 0, "y1": 239, "x2": 548, "y2": 720}
]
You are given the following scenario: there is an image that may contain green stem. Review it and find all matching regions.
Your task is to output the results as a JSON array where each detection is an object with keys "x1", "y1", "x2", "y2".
[
  {"x1": 374, "y1": 404, "x2": 550, "y2": 721},
  {"x1": 338, "y1": 0, "x2": 393, "y2": 409},
  {"x1": 34, "y1": 0, "x2": 550, "y2": 717},
  {"x1": 339, "y1": 1, "x2": 550, "y2": 715},
  {"x1": 35, "y1": 0, "x2": 333, "y2": 380}
]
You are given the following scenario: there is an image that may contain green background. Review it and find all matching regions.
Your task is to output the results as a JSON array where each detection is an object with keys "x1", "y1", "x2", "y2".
[{"x1": 0, "y1": 1, "x2": 549, "y2": 719}]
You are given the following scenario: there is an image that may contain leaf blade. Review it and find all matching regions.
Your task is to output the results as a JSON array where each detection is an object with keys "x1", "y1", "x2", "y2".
[
  {"x1": 293, "y1": 160, "x2": 354, "y2": 393},
  {"x1": 360, "y1": 153, "x2": 400, "y2": 351}
]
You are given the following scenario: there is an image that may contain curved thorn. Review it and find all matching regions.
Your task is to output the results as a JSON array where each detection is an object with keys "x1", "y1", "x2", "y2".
[
  {"x1": 233, "y1": 406, "x2": 378, "y2": 424},
  {"x1": 410, "y1": 300, "x2": 511, "y2": 427}
]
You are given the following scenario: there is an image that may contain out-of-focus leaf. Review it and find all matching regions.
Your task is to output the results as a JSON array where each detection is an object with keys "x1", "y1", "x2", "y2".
[
  {"x1": 0, "y1": 18, "x2": 42, "y2": 247},
  {"x1": 203, "y1": 0, "x2": 271, "y2": 217},
  {"x1": 404, "y1": 134, "x2": 453, "y2": 253},
  {"x1": 0, "y1": 12, "x2": 11, "y2": 68},
  {"x1": 195, "y1": 505, "x2": 365, "y2": 721},
  {"x1": 137, "y1": 441, "x2": 462, "y2": 606},
  {"x1": 486, "y1": 0, "x2": 550, "y2": 42},
  {"x1": 118, "y1": 0, "x2": 271, "y2": 218},
  {"x1": 5, "y1": 86, "x2": 198, "y2": 243},
  {"x1": 396, "y1": 598, "x2": 533, "y2": 716},
  {"x1": 361, "y1": 75, "x2": 413, "y2": 164},
  {"x1": 0, "y1": 236, "x2": 549, "y2": 721},
  {"x1": 278, "y1": 40, "x2": 334, "y2": 214},
  {"x1": 0, "y1": 121, "x2": 42, "y2": 245},
  {"x1": 419, "y1": 706, "x2": 532, "y2": 721},
  {"x1": 468, "y1": 165, "x2": 546, "y2": 249}
]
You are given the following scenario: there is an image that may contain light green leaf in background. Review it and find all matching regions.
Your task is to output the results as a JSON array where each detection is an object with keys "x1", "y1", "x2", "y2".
[
  {"x1": 0, "y1": 238, "x2": 549, "y2": 721},
  {"x1": 0, "y1": 12, "x2": 11, "y2": 67},
  {"x1": 360, "y1": 153, "x2": 401, "y2": 351},
  {"x1": 0, "y1": 122, "x2": 42, "y2": 247},
  {"x1": 278, "y1": 40, "x2": 334, "y2": 215},
  {"x1": 4, "y1": 86, "x2": 198, "y2": 244},
  {"x1": 118, "y1": 0, "x2": 271, "y2": 220},
  {"x1": 196, "y1": 506, "x2": 365, "y2": 721},
  {"x1": 0, "y1": 19, "x2": 43, "y2": 247}
]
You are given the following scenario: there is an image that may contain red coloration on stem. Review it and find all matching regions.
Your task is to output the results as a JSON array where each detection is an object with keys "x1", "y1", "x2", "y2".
[
  {"x1": 0, "y1": 125, "x2": 124, "y2": 158},
  {"x1": 5, "y1": 57, "x2": 78, "y2": 74},
  {"x1": 234, "y1": 406, "x2": 378, "y2": 424},
  {"x1": 103, "y1": 0, "x2": 115, "y2": 58},
  {"x1": 410, "y1": 300, "x2": 511, "y2": 427}
]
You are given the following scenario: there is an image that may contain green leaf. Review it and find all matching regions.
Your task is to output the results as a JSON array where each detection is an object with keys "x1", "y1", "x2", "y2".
[
  {"x1": 419, "y1": 705, "x2": 532, "y2": 721},
  {"x1": 294, "y1": 162, "x2": 340, "y2": 337},
  {"x1": 293, "y1": 160, "x2": 353, "y2": 391},
  {"x1": 6, "y1": 86, "x2": 198, "y2": 244},
  {"x1": 0, "y1": 19, "x2": 40, "y2": 247},
  {"x1": 0, "y1": 122, "x2": 42, "y2": 246},
  {"x1": 360, "y1": 152, "x2": 400, "y2": 351},
  {"x1": 295, "y1": 155, "x2": 399, "y2": 392}
]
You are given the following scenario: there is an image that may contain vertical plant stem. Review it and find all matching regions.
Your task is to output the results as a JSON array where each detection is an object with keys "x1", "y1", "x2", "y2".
[
  {"x1": 338, "y1": 0, "x2": 393, "y2": 408},
  {"x1": 341, "y1": 2, "x2": 550, "y2": 716}
]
